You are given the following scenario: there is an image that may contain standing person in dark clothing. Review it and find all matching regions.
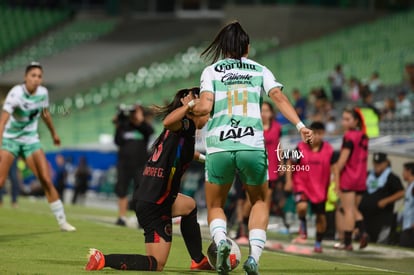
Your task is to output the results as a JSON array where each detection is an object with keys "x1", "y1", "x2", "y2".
[
  {"x1": 113, "y1": 104, "x2": 154, "y2": 226},
  {"x1": 328, "y1": 64, "x2": 345, "y2": 102},
  {"x1": 0, "y1": 158, "x2": 20, "y2": 208},
  {"x1": 400, "y1": 162, "x2": 414, "y2": 248},
  {"x1": 54, "y1": 154, "x2": 67, "y2": 203},
  {"x1": 85, "y1": 87, "x2": 211, "y2": 271},
  {"x1": 72, "y1": 156, "x2": 91, "y2": 205},
  {"x1": 359, "y1": 153, "x2": 404, "y2": 243}
]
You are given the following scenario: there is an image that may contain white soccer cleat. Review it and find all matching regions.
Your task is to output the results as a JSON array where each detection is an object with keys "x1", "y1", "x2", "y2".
[{"x1": 60, "y1": 222, "x2": 76, "y2": 232}]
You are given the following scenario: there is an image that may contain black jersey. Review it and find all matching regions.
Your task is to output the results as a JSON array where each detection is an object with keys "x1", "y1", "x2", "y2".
[{"x1": 134, "y1": 117, "x2": 196, "y2": 204}]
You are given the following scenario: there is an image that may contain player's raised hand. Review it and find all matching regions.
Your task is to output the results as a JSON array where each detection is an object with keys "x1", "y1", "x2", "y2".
[{"x1": 300, "y1": 127, "x2": 313, "y2": 144}]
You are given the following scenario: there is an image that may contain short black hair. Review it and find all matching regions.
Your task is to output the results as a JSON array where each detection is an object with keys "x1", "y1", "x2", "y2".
[
  {"x1": 404, "y1": 162, "x2": 414, "y2": 175},
  {"x1": 310, "y1": 121, "x2": 325, "y2": 131},
  {"x1": 25, "y1": 61, "x2": 42, "y2": 74}
]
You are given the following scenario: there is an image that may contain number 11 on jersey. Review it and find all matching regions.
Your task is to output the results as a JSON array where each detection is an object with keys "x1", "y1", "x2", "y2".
[{"x1": 227, "y1": 90, "x2": 248, "y2": 116}]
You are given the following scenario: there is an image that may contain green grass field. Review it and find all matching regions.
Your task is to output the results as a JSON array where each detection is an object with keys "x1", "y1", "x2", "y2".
[{"x1": 0, "y1": 198, "x2": 413, "y2": 275}]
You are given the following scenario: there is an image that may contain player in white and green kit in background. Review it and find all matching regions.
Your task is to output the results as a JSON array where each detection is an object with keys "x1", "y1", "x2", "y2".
[
  {"x1": 192, "y1": 22, "x2": 313, "y2": 275},
  {"x1": 0, "y1": 62, "x2": 76, "y2": 232}
]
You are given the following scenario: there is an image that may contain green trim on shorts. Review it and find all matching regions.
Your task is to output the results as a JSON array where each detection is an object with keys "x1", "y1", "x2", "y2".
[
  {"x1": 205, "y1": 150, "x2": 267, "y2": 185},
  {"x1": 1, "y1": 138, "x2": 42, "y2": 158}
]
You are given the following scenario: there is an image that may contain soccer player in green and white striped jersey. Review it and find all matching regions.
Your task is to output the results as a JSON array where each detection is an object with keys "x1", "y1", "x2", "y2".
[
  {"x1": 192, "y1": 22, "x2": 313, "y2": 275},
  {"x1": 0, "y1": 62, "x2": 75, "y2": 232}
]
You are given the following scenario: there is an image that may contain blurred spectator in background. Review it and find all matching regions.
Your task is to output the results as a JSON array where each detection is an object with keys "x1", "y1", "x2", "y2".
[
  {"x1": 54, "y1": 154, "x2": 67, "y2": 203},
  {"x1": 328, "y1": 64, "x2": 345, "y2": 102},
  {"x1": 347, "y1": 77, "x2": 360, "y2": 102},
  {"x1": 367, "y1": 71, "x2": 382, "y2": 93},
  {"x1": 72, "y1": 156, "x2": 91, "y2": 205},
  {"x1": 400, "y1": 162, "x2": 414, "y2": 248},
  {"x1": 0, "y1": 159, "x2": 20, "y2": 208},
  {"x1": 403, "y1": 63, "x2": 414, "y2": 93},
  {"x1": 359, "y1": 90, "x2": 381, "y2": 138},
  {"x1": 113, "y1": 104, "x2": 154, "y2": 226},
  {"x1": 309, "y1": 87, "x2": 329, "y2": 122},
  {"x1": 359, "y1": 153, "x2": 404, "y2": 244},
  {"x1": 292, "y1": 89, "x2": 307, "y2": 121},
  {"x1": 325, "y1": 116, "x2": 337, "y2": 136},
  {"x1": 395, "y1": 91, "x2": 412, "y2": 118},
  {"x1": 381, "y1": 98, "x2": 396, "y2": 120}
]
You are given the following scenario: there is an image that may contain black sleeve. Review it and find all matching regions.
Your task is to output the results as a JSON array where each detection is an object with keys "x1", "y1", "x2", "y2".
[
  {"x1": 387, "y1": 173, "x2": 404, "y2": 194},
  {"x1": 342, "y1": 137, "x2": 354, "y2": 150},
  {"x1": 114, "y1": 125, "x2": 124, "y2": 146}
]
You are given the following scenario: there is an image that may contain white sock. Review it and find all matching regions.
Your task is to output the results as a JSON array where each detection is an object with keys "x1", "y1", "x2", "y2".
[
  {"x1": 210, "y1": 218, "x2": 227, "y2": 246},
  {"x1": 49, "y1": 200, "x2": 67, "y2": 225},
  {"x1": 249, "y1": 229, "x2": 266, "y2": 263}
]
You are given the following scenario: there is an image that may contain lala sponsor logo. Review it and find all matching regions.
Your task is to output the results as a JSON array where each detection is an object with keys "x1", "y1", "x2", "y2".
[{"x1": 219, "y1": 118, "x2": 254, "y2": 141}]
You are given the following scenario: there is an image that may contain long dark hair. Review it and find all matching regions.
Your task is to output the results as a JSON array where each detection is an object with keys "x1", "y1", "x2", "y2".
[
  {"x1": 201, "y1": 21, "x2": 250, "y2": 64},
  {"x1": 152, "y1": 87, "x2": 200, "y2": 119},
  {"x1": 344, "y1": 106, "x2": 366, "y2": 134},
  {"x1": 149, "y1": 87, "x2": 200, "y2": 156}
]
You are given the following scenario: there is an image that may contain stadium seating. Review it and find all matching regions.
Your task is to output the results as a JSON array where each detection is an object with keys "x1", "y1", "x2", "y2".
[
  {"x1": 0, "y1": 18, "x2": 117, "y2": 75},
  {"x1": 40, "y1": 10, "x2": 414, "y2": 149},
  {"x1": 257, "y1": 9, "x2": 414, "y2": 94},
  {"x1": 0, "y1": 6, "x2": 70, "y2": 58}
]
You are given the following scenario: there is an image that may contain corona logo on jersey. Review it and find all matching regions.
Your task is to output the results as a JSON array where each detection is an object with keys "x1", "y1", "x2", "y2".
[
  {"x1": 207, "y1": 238, "x2": 241, "y2": 271},
  {"x1": 214, "y1": 61, "x2": 258, "y2": 73}
]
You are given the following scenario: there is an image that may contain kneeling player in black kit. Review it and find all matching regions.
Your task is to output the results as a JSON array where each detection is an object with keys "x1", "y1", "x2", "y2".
[{"x1": 85, "y1": 87, "x2": 211, "y2": 271}]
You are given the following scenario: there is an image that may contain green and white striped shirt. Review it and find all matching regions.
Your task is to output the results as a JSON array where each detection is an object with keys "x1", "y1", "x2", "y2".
[
  {"x1": 200, "y1": 57, "x2": 283, "y2": 154},
  {"x1": 3, "y1": 84, "x2": 49, "y2": 144}
]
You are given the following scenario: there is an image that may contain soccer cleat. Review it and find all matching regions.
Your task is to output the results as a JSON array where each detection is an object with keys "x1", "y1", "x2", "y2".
[
  {"x1": 313, "y1": 246, "x2": 323, "y2": 253},
  {"x1": 190, "y1": 256, "x2": 214, "y2": 270},
  {"x1": 115, "y1": 217, "x2": 126, "y2": 226},
  {"x1": 314, "y1": 241, "x2": 322, "y2": 253},
  {"x1": 85, "y1": 248, "x2": 105, "y2": 270},
  {"x1": 333, "y1": 242, "x2": 353, "y2": 251},
  {"x1": 60, "y1": 222, "x2": 76, "y2": 232},
  {"x1": 216, "y1": 239, "x2": 231, "y2": 274},
  {"x1": 359, "y1": 233, "x2": 369, "y2": 249},
  {"x1": 243, "y1": 256, "x2": 259, "y2": 275}
]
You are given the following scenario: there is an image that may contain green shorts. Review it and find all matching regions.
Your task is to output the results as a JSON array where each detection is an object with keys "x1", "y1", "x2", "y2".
[
  {"x1": 205, "y1": 150, "x2": 268, "y2": 186},
  {"x1": 1, "y1": 138, "x2": 42, "y2": 158}
]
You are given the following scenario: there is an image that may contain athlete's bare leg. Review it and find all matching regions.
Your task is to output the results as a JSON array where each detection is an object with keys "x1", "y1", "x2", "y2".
[
  {"x1": 0, "y1": 150, "x2": 15, "y2": 188},
  {"x1": 25, "y1": 149, "x2": 59, "y2": 202},
  {"x1": 244, "y1": 183, "x2": 269, "y2": 231}
]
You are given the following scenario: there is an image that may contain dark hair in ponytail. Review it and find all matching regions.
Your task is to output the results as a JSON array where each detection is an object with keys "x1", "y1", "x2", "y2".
[
  {"x1": 344, "y1": 107, "x2": 366, "y2": 134},
  {"x1": 152, "y1": 87, "x2": 200, "y2": 119},
  {"x1": 201, "y1": 21, "x2": 249, "y2": 64}
]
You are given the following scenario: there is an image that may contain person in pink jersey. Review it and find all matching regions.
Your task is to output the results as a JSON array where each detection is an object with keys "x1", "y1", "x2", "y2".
[
  {"x1": 235, "y1": 101, "x2": 284, "y2": 245},
  {"x1": 285, "y1": 121, "x2": 338, "y2": 253},
  {"x1": 334, "y1": 107, "x2": 369, "y2": 251}
]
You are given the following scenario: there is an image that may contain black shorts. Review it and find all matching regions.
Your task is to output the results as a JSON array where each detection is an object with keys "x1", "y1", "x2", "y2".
[
  {"x1": 340, "y1": 189, "x2": 365, "y2": 196},
  {"x1": 400, "y1": 228, "x2": 414, "y2": 248},
  {"x1": 115, "y1": 163, "x2": 142, "y2": 198},
  {"x1": 135, "y1": 199, "x2": 173, "y2": 243},
  {"x1": 294, "y1": 192, "x2": 325, "y2": 214}
]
